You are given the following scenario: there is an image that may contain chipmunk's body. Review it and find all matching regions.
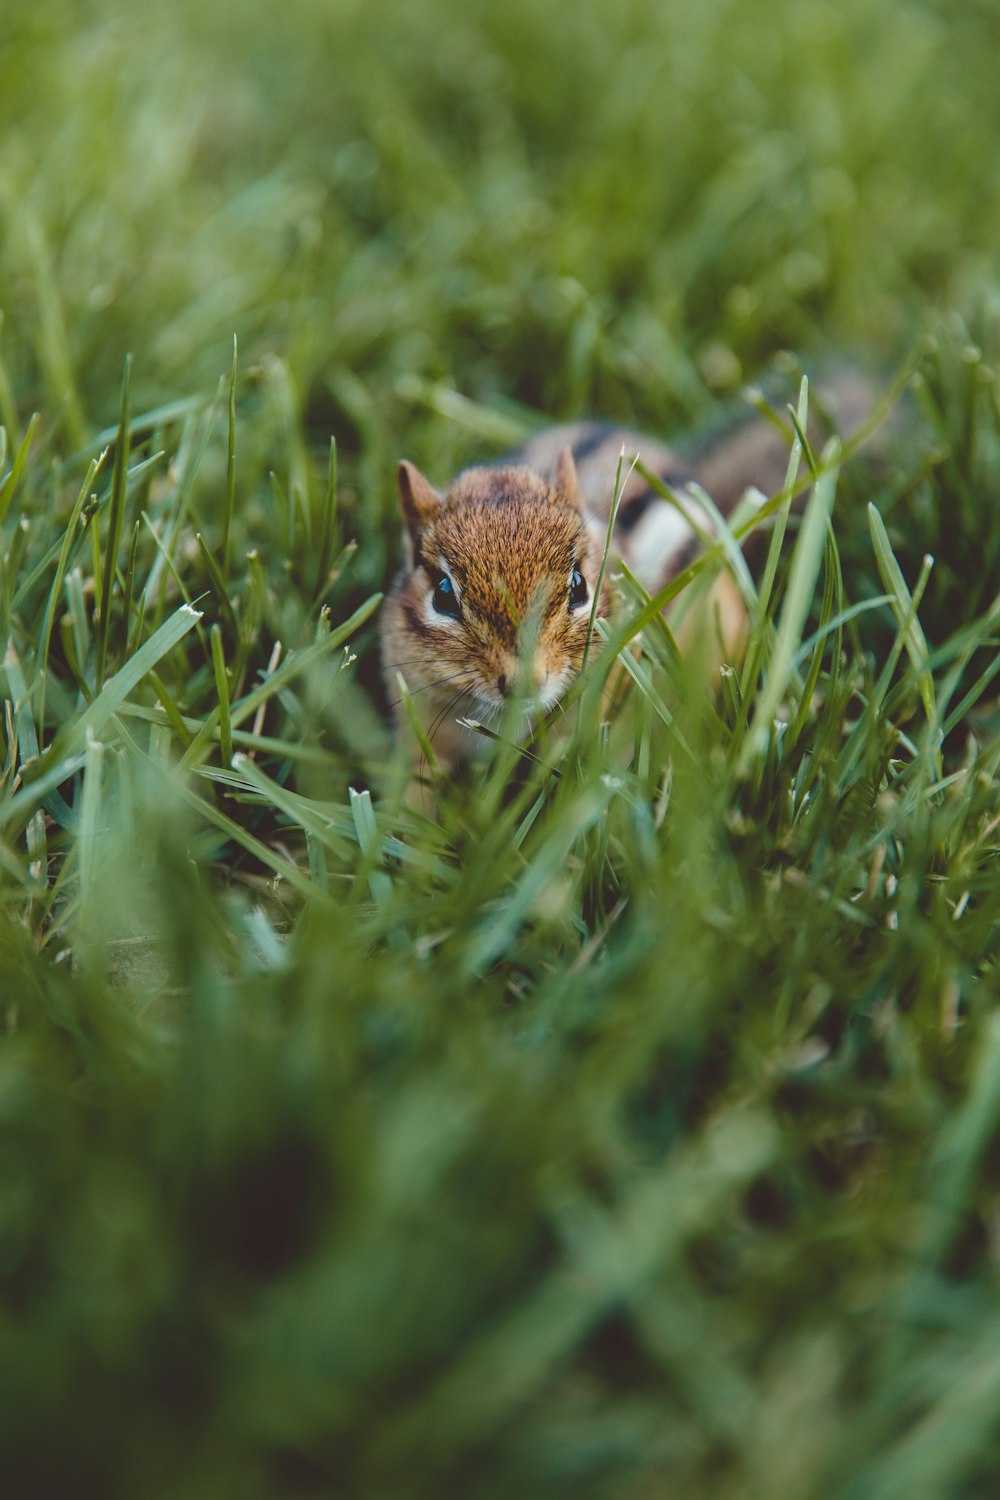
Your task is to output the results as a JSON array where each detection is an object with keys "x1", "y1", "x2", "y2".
[{"x1": 382, "y1": 382, "x2": 871, "y2": 777}]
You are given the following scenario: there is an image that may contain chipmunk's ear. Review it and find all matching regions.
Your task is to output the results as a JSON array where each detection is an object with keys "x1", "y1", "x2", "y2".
[
  {"x1": 554, "y1": 447, "x2": 582, "y2": 511},
  {"x1": 397, "y1": 461, "x2": 443, "y2": 552}
]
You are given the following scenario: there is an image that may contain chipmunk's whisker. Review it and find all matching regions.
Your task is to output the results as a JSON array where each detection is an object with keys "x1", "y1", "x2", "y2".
[
  {"x1": 387, "y1": 670, "x2": 469, "y2": 711},
  {"x1": 424, "y1": 688, "x2": 470, "y2": 765},
  {"x1": 408, "y1": 682, "x2": 475, "y2": 792},
  {"x1": 382, "y1": 657, "x2": 447, "y2": 672}
]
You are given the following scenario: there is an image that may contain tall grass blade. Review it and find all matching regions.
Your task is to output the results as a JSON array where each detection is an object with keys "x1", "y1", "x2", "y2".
[
  {"x1": 223, "y1": 334, "x2": 237, "y2": 576},
  {"x1": 739, "y1": 439, "x2": 840, "y2": 773},
  {"x1": 868, "y1": 502, "x2": 938, "y2": 735},
  {"x1": 210, "y1": 623, "x2": 233, "y2": 766},
  {"x1": 315, "y1": 434, "x2": 338, "y2": 599},
  {"x1": 38, "y1": 603, "x2": 203, "y2": 778},
  {"x1": 0, "y1": 411, "x2": 40, "y2": 526},
  {"x1": 96, "y1": 356, "x2": 132, "y2": 687}
]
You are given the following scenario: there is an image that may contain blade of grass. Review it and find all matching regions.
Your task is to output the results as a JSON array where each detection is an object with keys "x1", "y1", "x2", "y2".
[
  {"x1": 461, "y1": 782, "x2": 612, "y2": 977},
  {"x1": 593, "y1": 619, "x2": 695, "y2": 760},
  {"x1": 0, "y1": 310, "x2": 18, "y2": 438},
  {"x1": 119, "y1": 519, "x2": 141, "y2": 665},
  {"x1": 738, "y1": 439, "x2": 840, "y2": 775},
  {"x1": 64, "y1": 566, "x2": 91, "y2": 685},
  {"x1": 75, "y1": 730, "x2": 105, "y2": 962},
  {"x1": 0, "y1": 518, "x2": 30, "y2": 656},
  {"x1": 581, "y1": 446, "x2": 634, "y2": 677},
  {"x1": 5, "y1": 646, "x2": 53, "y2": 875},
  {"x1": 196, "y1": 531, "x2": 237, "y2": 632},
  {"x1": 145, "y1": 670, "x2": 193, "y2": 751},
  {"x1": 222, "y1": 334, "x2": 237, "y2": 576},
  {"x1": 791, "y1": 595, "x2": 894, "y2": 670},
  {"x1": 836, "y1": 555, "x2": 935, "y2": 791},
  {"x1": 120, "y1": 701, "x2": 332, "y2": 765},
  {"x1": 36, "y1": 603, "x2": 203, "y2": 778},
  {"x1": 114, "y1": 726, "x2": 337, "y2": 910},
  {"x1": 665, "y1": 474, "x2": 759, "y2": 618},
  {"x1": 349, "y1": 786, "x2": 394, "y2": 912},
  {"x1": 178, "y1": 592, "x2": 382, "y2": 771},
  {"x1": 789, "y1": 525, "x2": 841, "y2": 747},
  {"x1": 0, "y1": 411, "x2": 40, "y2": 526},
  {"x1": 395, "y1": 670, "x2": 442, "y2": 781},
  {"x1": 314, "y1": 435, "x2": 338, "y2": 602},
  {"x1": 210, "y1": 624, "x2": 233, "y2": 767},
  {"x1": 736, "y1": 375, "x2": 808, "y2": 719},
  {"x1": 0, "y1": 751, "x2": 87, "y2": 834},
  {"x1": 35, "y1": 451, "x2": 106, "y2": 738},
  {"x1": 220, "y1": 755, "x2": 454, "y2": 877},
  {"x1": 868, "y1": 502, "x2": 938, "y2": 737},
  {"x1": 96, "y1": 356, "x2": 132, "y2": 688}
]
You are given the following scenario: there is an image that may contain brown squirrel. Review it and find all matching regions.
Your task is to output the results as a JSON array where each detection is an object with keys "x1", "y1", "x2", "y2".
[{"x1": 381, "y1": 380, "x2": 872, "y2": 778}]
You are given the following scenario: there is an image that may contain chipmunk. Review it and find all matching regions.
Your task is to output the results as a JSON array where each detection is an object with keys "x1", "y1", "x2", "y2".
[{"x1": 382, "y1": 378, "x2": 872, "y2": 779}]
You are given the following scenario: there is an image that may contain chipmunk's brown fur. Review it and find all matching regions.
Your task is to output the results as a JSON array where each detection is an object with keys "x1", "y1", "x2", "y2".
[{"x1": 382, "y1": 379, "x2": 872, "y2": 780}]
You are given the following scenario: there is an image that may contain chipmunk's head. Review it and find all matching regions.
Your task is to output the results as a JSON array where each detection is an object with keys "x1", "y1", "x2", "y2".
[{"x1": 392, "y1": 448, "x2": 608, "y2": 716}]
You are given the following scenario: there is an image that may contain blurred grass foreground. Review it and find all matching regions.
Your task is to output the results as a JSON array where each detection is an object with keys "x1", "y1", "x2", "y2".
[{"x1": 3, "y1": 0, "x2": 1000, "y2": 1496}]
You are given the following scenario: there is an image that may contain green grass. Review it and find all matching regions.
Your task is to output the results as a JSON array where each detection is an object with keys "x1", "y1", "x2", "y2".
[{"x1": 3, "y1": 0, "x2": 1000, "y2": 1496}]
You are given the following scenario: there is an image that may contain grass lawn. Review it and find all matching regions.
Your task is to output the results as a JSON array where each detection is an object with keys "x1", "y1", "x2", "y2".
[{"x1": 3, "y1": 0, "x2": 1000, "y2": 1495}]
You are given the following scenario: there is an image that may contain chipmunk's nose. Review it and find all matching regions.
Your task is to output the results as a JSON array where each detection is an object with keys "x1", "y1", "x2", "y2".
[{"x1": 497, "y1": 656, "x2": 548, "y2": 699}]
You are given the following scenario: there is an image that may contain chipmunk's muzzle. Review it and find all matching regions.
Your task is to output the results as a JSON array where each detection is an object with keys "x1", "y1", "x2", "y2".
[{"x1": 495, "y1": 653, "x2": 552, "y2": 703}]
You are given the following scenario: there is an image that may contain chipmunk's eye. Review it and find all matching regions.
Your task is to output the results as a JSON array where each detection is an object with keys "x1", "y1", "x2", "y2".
[
  {"x1": 432, "y1": 572, "x2": 461, "y2": 619},
  {"x1": 568, "y1": 567, "x2": 588, "y2": 611}
]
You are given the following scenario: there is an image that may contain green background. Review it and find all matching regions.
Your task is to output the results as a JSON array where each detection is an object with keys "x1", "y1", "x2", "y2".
[{"x1": 2, "y1": 1, "x2": 1000, "y2": 1496}]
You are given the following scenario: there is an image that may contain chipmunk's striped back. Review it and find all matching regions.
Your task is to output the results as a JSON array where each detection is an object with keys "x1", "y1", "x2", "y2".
[{"x1": 507, "y1": 372, "x2": 874, "y2": 599}]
